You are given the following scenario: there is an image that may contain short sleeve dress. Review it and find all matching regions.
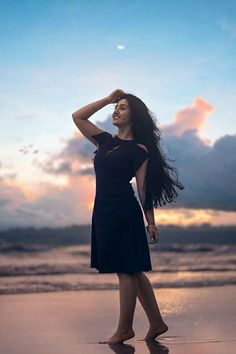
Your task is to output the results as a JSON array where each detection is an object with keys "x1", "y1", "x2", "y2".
[{"x1": 90, "y1": 131, "x2": 152, "y2": 273}]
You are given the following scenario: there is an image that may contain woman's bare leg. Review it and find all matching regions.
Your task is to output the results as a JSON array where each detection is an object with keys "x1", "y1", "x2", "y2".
[
  {"x1": 135, "y1": 272, "x2": 168, "y2": 340},
  {"x1": 99, "y1": 272, "x2": 137, "y2": 344}
]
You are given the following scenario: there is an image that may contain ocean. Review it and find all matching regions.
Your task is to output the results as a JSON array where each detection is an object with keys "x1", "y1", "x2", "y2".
[{"x1": 0, "y1": 242, "x2": 235, "y2": 295}]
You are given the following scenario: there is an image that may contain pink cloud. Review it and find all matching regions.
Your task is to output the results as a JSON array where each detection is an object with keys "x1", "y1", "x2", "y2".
[
  {"x1": 161, "y1": 97, "x2": 214, "y2": 137},
  {"x1": 0, "y1": 175, "x2": 95, "y2": 230}
]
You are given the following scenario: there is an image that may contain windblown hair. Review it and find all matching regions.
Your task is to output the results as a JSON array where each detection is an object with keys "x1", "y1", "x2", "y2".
[{"x1": 117, "y1": 93, "x2": 185, "y2": 212}]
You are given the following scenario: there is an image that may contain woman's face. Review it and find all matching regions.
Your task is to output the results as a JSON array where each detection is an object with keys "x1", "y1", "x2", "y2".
[{"x1": 112, "y1": 98, "x2": 131, "y2": 127}]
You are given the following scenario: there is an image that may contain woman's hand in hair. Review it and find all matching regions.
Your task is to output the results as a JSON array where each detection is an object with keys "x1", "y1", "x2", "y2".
[{"x1": 106, "y1": 89, "x2": 125, "y2": 104}]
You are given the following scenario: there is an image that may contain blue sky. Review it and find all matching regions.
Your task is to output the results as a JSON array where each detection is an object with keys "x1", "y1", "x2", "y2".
[
  {"x1": 0, "y1": 0, "x2": 236, "y2": 229},
  {"x1": 1, "y1": 0, "x2": 236, "y2": 143}
]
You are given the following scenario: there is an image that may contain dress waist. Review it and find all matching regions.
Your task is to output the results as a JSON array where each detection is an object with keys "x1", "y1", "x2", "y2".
[{"x1": 95, "y1": 181, "x2": 135, "y2": 198}]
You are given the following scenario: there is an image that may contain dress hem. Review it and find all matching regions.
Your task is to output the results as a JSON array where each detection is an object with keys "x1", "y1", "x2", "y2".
[{"x1": 90, "y1": 266, "x2": 152, "y2": 274}]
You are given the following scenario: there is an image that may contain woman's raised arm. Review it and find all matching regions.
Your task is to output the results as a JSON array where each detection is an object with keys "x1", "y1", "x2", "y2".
[{"x1": 71, "y1": 89, "x2": 125, "y2": 146}]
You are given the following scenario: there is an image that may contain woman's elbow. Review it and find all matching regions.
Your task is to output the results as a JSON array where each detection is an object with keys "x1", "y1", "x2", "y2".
[
  {"x1": 72, "y1": 112, "x2": 78, "y2": 120},
  {"x1": 72, "y1": 114, "x2": 82, "y2": 128}
]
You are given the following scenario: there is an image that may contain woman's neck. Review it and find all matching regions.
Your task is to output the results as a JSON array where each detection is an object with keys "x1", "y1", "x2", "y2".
[{"x1": 117, "y1": 128, "x2": 133, "y2": 140}]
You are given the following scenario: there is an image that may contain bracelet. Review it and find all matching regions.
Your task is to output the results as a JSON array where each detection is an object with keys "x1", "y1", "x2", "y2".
[{"x1": 146, "y1": 224, "x2": 157, "y2": 229}]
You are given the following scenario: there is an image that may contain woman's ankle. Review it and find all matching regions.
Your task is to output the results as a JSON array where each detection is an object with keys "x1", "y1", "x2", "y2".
[
  {"x1": 149, "y1": 319, "x2": 167, "y2": 328},
  {"x1": 117, "y1": 326, "x2": 134, "y2": 333}
]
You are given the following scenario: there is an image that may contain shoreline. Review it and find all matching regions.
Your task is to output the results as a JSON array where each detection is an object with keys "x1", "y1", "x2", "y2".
[
  {"x1": 1, "y1": 283, "x2": 236, "y2": 296},
  {"x1": 1, "y1": 285, "x2": 236, "y2": 353}
]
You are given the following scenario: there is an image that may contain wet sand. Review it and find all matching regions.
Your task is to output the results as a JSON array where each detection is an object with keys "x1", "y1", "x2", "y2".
[{"x1": 0, "y1": 285, "x2": 236, "y2": 354}]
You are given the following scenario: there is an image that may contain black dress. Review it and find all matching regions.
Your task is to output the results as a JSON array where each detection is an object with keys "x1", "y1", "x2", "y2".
[{"x1": 90, "y1": 131, "x2": 152, "y2": 274}]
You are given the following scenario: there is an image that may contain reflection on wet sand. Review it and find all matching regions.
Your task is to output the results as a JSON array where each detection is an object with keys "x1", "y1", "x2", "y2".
[
  {"x1": 107, "y1": 341, "x2": 169, "y2": 353},
  {"x1": 0, "y1": 287, "x2": 235, "y2": 354}
]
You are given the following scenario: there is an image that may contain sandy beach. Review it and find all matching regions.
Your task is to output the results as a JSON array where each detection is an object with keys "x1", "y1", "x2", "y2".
[{"x1": 0, "y1": 285, "x2": 236, "y2": 354}]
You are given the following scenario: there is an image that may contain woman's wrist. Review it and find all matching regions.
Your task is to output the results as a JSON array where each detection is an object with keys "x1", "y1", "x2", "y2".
[
  {"x1": 91, "y1": 97, "x2": 110, "y2": 112},
  {"x1": 103, "y1": 96, "x2": 111, "y2": 105},
  {"x1": 146, "y1": 223, "x2": 157, "y2": 229}
]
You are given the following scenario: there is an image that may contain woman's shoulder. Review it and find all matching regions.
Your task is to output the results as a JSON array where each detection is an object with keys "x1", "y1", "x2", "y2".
[
  {"x1": 132, "y1": 142, "x2": 149, "y2": 156},
  {"x1": 92, "y1": 130, "x2": 113, "y2": 138},
  {"x1": 135, "y1": 143, "x2": 149, "y2": 153},
  {"x1": 91, "y1": 130, "x2": 113, "y2": 147}
]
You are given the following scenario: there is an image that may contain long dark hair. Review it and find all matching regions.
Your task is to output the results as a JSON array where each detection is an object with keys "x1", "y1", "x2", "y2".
[{"x1": 117, "y1": 93, "x2": 185, "y2": 212}]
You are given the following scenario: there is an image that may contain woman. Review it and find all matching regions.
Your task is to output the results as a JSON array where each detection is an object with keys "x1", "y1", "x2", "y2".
[{"x1": 72, "y1": 89, "x2": 184, "y2": 344}]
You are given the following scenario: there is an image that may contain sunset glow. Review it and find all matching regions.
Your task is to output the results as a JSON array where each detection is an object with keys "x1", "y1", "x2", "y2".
[
  {"x1": 0, "y1": 1, "x2": 235, "y2": 230},
  {"x1": 153, "y1": 208, "x2": 236, "y2": 227}
]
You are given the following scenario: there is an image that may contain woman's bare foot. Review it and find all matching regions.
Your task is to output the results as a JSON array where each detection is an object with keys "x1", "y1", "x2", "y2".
[
  {"x1": 144, "y1": 322, "x2": 168, "y2": 341},
  {"x1": 99, "y1": 328, "x2": 135, "y2": 344}
]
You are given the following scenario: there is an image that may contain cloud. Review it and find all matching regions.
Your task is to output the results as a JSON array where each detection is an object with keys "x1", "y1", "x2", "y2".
[
  {"x1": 164, "y1": 131, "x2": 236, "y2": 211},
  {"x1": 219, "y1": 19, "x2": 236, "y2": 39},
  {"x1": 36, "y1": 120, "x2": 236, "y2": 213},
  {"x1": 161, "y1": 97, "x2": 214, "y2": 138},
  {"x1": 0, "y1": 175, "x2": 95, "y2": 230},
  {"x1": 117, "y1": 44, "x2": 125, "y2": 50},
  {"x1": 34, "y1": 133, "x2": 96, "y2": 176},
  {"x1": 35, "y1": 96, "x2": 235, "y2": 212},
  {"x1": 39, "y1": 160, "x2": 75, "y2": 175},
  {"x1": 0, "y1": 97, "x2": 235, "y2": 229},
  {"x1": 0, "y1": 173, "x2": 18, "y2": 181},
  {"x1": 36, "y1": 121, "x2": 116, "y2": 176},
  {"x1": 0, "y1": 161, "x2": 18, "y2": 181}
]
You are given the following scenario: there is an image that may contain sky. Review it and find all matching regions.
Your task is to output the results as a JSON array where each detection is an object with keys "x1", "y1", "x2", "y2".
[{"x1": 0, "y1": 0, "x2": 236, "y2": 230}]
